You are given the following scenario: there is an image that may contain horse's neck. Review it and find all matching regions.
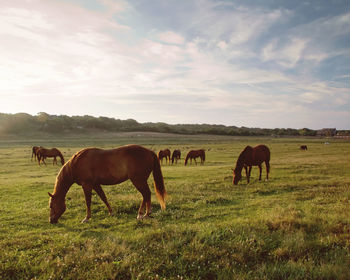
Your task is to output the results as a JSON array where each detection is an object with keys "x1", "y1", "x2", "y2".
[
  {"x1": 235, "y1": 161, "x2": 244, "y2": 173},
  {"x1": 235, "y1": 155, "x2": 245, "y2": 172},
  {"x1": 53, "y1": 165, "x2": 73, "y2": 200}
]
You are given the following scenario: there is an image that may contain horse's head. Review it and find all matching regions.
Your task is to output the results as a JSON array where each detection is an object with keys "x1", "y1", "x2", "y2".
[
  {"x1": 60, "y1": 158, "x2": 65, "y2": 165},
  {"x1": 232, "y1": 169, "x2": 242, "y2": 185},
  {"x1": 48, "y1": 193, "x2": 66, "y2": 223}
]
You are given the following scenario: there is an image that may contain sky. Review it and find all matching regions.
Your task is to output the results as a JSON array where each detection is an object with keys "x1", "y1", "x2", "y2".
[{"x1": 1, "y1": 0, "x2": 350, "y2": 129}]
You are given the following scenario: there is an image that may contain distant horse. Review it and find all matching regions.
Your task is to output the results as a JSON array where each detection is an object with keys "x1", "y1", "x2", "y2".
[
  {"x1": 233, "y1": 145, "x2": 270, "y2": 185},
  {"x1": 37, "y1": 148, "x2": 65, "y2": 166},
  {"x1": 185, "y1": 149, "x2": 205, "y2": 165},
  {"x1": 171, "y1": 149, "x2": 181, "y2": 164},
  {"x1": 158, "y1": 149, "x2": 171, "y2": 164},
  {"x1": 31, "y1": 146, "x2": 43, "y2": 161},
  {"x1": 48, "y1": 145, "x2": 166, "y2": 223},
  {"x1": 300, "y1": 145, "x2": 308, "y2": 150}
]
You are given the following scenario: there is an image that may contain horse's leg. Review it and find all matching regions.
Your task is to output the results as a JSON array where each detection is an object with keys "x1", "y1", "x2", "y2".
[
  {"x1": 248, "y1": 166, "x2": 252, "y2": 183},
  {"x1": 93, "y1": 184, "x2": 112, "y2": 215},
  {"x1": 194, "y1": 158, "x2": 197, "y2": 165},
  {"x1": 131, "y1": 179, "x2": 151, "y2": 219},
  {"x1": 258, "y1": 165, "x2": 262, "y2": 181},
  {"x1": 82, "y1": 185, "x2": 93, "y2": 223},
  {"x1": 53, "y1": 157, "x2": 56, "y2": 165},
  {"x1": 265, "y1": 161, "x2": 270, "y2": 181},
  {"x1": 244, "y1": 165, "x2": 248, "y2": 183}
]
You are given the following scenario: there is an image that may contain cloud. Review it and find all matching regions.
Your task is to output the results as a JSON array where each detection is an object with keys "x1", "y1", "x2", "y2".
[
  {"x1": 0, "y1": 0, "x2": 349, "y2": 129},
  {"x1": 157, "y1": 31, "x2": 185, "y2": 45}
]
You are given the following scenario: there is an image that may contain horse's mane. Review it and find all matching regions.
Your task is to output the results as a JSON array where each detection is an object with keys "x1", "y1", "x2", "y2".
[
  {"x1": 53, "y1": 158, "x2": 74, "y2": 197},
  {"x1": 235, "y1": 146, "x2": 252, "y2": 170}
]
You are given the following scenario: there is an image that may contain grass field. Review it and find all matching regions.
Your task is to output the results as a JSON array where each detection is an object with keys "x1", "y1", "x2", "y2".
[{"x1": 1, "y1": 133, "x2": 350, "y2": 280}]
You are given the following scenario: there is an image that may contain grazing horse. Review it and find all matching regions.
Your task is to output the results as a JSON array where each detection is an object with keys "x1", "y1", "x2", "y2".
[
  {"x1": 37, "y1": 148, "x2": 65, "y2": 166},
  {"x1": 157, "y1": 149, "x2": 171, "y2": 164},
  {"x1": 233, "y1": 145, "x2": 270, "y2": 185},
  {"x1": 171, "y1": 149, "x2": 181, "y2": 164},
  {"x1": 48, "y1": 145, "x2": 167, "y2": 224},
  {"x1": 185, "y1": 149, "x2": 205, "y2": 165},
  {"x1": 31, "y1": 146, "x2": 43, "y2": 161},
  {"x1": 300, "y1": 145, "x2": 308, "y2": 150}
]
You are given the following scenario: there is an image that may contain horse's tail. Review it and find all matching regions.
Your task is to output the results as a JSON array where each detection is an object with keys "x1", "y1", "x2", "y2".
[{"x1": 152, "y1": 153, "x2": 166, "y2": 210}]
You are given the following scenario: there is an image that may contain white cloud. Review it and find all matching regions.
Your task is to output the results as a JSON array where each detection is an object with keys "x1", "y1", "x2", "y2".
[
  {"x1": 157, "y1": 31, "x2": 185, "y2": 45},
  {"x1": 262, "y1": 37, "x2": 309, "y2": 68},
  {"x1": 0, "y1": 0, "x2": 349, "y2": 129}
]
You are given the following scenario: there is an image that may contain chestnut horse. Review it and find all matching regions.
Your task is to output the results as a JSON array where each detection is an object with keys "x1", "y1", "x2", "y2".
[
  {"x1": 171, "y1": 149, "x2": 181, "y2": 164},
  {"x1": 185, "y1": 149, "x2": 205, "y2": 165},
  {"x1": 300, "y1": 145, "x2": 308, "y2": 150},
  {"x1": 48, "y1": 145, "x2": 167, "y2": 223},
  {"x1": 37, "y1": 147, "x2": 65, "y2": 166},
  {"x1": 157, "y1": 149, "x2": 171, "y2": 164},
  {"x1": 233, "y1": 145, "x2": 270, "y2": 185},
  {"x1": 31, "y1": 146, "x2": 43, "y2": 161}
]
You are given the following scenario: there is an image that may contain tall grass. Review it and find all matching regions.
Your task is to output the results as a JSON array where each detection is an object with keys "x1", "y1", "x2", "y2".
[{"x1": 0, "y1": 135, "x2": 350, "y2": 279}]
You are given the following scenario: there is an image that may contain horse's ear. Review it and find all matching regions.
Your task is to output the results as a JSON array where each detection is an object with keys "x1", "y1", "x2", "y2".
[{"x1": 48, "y1": 192, "x2": 54, "y2": 198}]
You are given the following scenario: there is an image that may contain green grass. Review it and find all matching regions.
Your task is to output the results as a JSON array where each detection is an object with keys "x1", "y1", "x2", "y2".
[{"x1": 1, "y1": 134, "x2": 350, "y2": 279}]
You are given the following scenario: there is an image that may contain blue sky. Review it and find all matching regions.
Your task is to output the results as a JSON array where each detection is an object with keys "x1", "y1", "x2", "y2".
[{"x1": 1, "y1": 0, "x2": 349, "y2": 129}]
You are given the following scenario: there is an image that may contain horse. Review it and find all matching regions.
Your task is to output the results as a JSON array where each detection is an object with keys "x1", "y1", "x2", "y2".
[
  {"x1": 31, "y1": 146, "x2": 43, "y2": 161},
  {"x1": 48, "y1": 145, "x2": 167, "y2": 224},
  {"x1": 300, "y1": 145, "x2": 308, "y2": 150},
  {"x1": 171, "y1": 149, "x2": 181, "y2": 164},
  {"x1": 37, "y1": 148, "x2": 65, "y2": 166},
  {"x1": 232, "y1": 145, "x2": 270, "y2": 185},
  {"x1": 185, "y1": 149, "x2": 205, "y2": 165},
  {"x1": 157, "y1": 149, "x2": 171, "y2": 164}
]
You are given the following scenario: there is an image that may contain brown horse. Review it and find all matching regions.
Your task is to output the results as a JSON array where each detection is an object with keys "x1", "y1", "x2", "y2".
[
  {"x1": 48, "y1": 145, "x2": 167, "y2": 224},
  {"x1": 233, "y1": 145, "x2": 270, "y2": 185},
  {"x1": 37, "y1": 148, "x2": 65, "y2": 166},
  {"x1": 185, "y1": 149, "x2": 205, "y2": 165},
  {"x1": 171, "y1": 149, "x2": 181, "y2": 164},
  {"x1": 300, "y1": 145, "x2": 308, "y2": 150},
  {"x1": 157, "y1": 149, "x2": 171, "y2": 164},
  {"x1": 31, "y1": 146, "x2": 43, "y2": 161}
]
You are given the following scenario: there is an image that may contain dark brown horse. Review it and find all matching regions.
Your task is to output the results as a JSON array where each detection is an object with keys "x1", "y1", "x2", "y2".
[
  {"x1": 157, "y1": 149, "x2": 171, "y2": 164},
  {"x1": 31, "y1": 146, "x2": 43, "y2": 161},
  {"x1": 233, "y1": 145, "x2": 270, "y2": 185},
  {"x1": 300, "y1": 145, "x2": 308, "y2": 150},
  {"x1": 37, "y1": 148, "x2": 65, "y2": 166},
  {"x1": 171, "y1": 149, "x2": 181, "y2": 164},
  {"x1": 48, "y1": 145, "x2": 167, "y2": 223},
  {"x1": 185, "y1": 149, "x2": 205, "y2": 165}
]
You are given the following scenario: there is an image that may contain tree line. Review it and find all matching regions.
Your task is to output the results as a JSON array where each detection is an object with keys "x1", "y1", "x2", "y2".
[{"x1": 0, "y1": 112, "x2": 347, "y2": 138}]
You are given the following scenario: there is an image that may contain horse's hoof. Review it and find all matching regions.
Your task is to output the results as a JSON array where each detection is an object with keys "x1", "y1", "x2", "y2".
[
  {"x1": 81, "y1": 218, "x2": 90, "y2": 223},
  {"x1": 137, "y1": 214, "x2": 152, "y2": 219}
]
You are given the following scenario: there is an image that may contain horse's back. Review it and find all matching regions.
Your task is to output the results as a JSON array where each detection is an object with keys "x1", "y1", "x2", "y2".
[
  {"x1": 70, "y1": 145, "x2": 156, "y2": 185},
  {"x1": 253, "y1": 145, "x2": 270, "y2": 163}
]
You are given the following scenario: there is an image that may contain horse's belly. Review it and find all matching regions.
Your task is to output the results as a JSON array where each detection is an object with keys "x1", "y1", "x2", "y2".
[{"x1": 98, "y1": 176, "x2": 128, "y2": 185}]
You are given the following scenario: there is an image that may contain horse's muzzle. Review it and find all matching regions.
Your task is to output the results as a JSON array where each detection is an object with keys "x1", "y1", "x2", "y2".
[{"x1": 49, "y1": 218, "x2": 58, "y2": 224}]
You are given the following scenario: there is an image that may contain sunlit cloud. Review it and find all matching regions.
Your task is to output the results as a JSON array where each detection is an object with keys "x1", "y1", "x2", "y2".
[{"x1": 0, "y1": 0, "x2": 349, "y2": 129}]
